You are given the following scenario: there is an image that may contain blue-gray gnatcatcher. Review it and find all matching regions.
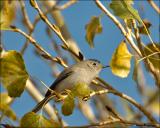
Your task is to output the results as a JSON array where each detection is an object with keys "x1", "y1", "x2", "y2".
[{"x1": 32, "y1": 59, "x2": 108, "y2": 112}]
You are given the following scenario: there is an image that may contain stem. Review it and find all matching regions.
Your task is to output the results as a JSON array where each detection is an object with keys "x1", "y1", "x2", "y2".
[
  {"x1": 95, "y1": 0, "x2": 142, "y2": 57},
  {"x1": 96, "y1": 78, "x2": 158, "y2": 123},
  {"x1": 147, "y1": 0, "x2": 160, "y2": 14}
]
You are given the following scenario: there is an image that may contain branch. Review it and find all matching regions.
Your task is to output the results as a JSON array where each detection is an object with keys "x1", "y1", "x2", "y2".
[
  {"x1": 53, "y1": 0, "x2": 77, "y2": 10},
  {"x1": 65, "y1": 119, "x2": 159, "y2": 128},
  {"x1": 147, "y1": 0, "x2": 160, "y2": 14},
  {"x1": 1, "y1": 48, "x2": 62, "y2": 122},
  {"x1": 4, "y1": 25, "x2": 157, "y2": 125},
  {"x1": 29, "y1": 0, "x2": 68, "y2": 49},
  {"x1": 95, "y1": 78, "x2": 158, "y2": 123},
  {"x1": 78, "y1": 100, "x2": 98, "y2": 123},
  {"x1": 30, "y1": 0, "x2": 83, "y2": 60},
  {"x1": 20, "y1": 2, "x2": 56, "y2": 54},
  {"x1": 9, "y1": 26, "x2": 68, "y2": 68},
  {"x1": 95, "y1": 0, "x2": 142, "y2": 57},
  {"x1": 42, "y1": 1, "x2": 82, "y2": 59},
  {"x1": 19, "y1": 0, "x2": 33, "y2": 30},
  {"x1": 3, "y1": 26, "x2": 95, "y2": 124},
  {"x1": 25, "y1": 79, "x2": 57, "y2": 120},
  {"x1": 52, "y1": 104, "x2": 64, "y2": 128},
  {"x1": 19, "y1": 0, "x2": 34, "y2": 54},
  {"x1": 132, "y1": 20, "x2": 160, "y2": 87}
]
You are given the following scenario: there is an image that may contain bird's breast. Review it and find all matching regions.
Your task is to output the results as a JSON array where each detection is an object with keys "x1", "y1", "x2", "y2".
[{"x1": 54, "y1": 69, "x2": 94, "y2": 92}]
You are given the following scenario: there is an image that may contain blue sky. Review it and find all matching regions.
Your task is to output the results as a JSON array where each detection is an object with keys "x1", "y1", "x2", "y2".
[{"x1": 1, "y1": 0, "x2": 159, "y2": 126}]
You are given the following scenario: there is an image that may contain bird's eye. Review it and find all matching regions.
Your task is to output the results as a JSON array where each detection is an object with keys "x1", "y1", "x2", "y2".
[{"x1": 93, "y1": 62, "x2": 97, "y2": 66}]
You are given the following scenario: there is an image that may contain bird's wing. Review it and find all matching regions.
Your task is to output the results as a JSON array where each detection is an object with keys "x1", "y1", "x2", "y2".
[{"x1": 45, "y1": 69, "x2": 73, "y2": 97}]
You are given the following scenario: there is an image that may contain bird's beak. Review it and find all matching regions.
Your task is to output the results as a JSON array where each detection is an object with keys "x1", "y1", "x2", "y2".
[{"x1": 102, "y1": 65, "x2": 110, "y2": 69}]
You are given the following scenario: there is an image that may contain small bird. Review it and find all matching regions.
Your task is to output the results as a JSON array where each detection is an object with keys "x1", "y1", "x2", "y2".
[{"x1": 32, "y1": 59, "x2": 107, "y2": 112}]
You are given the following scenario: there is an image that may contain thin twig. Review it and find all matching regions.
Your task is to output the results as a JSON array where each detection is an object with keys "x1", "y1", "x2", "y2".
[
  {"x1": 4, "y1": 25, "x2": 158, "y2": 125},
  {"x1": 105, "y1": 105, "x2": 124, "y2": 122},
  {"x1": 53, "y1": 104, "x2": 64, "y2": 128},
  {"x1": 132, "y1": 20, "x2": 160, "y2": 87},
  {"x1": 96, "y1": 78, "x2": 158, "y2": 123},
  {"x1": 65, "y1": 119, "x2": 159, "y2": 128},
  {"x1": 78, "y1": 100, "x2": 97, "y2": 123},
  {"x1": 95, "y1": 2, "x2": 159, "y2": 120},
  {"x1": 25, "y1": 79, "x2": 58, "y2": 120},
  {"x1": 95, "y1": 0, "x2": 142, "y2": 57},
  {"x1": 54, "y1": 0, "x2": 77, "y2": 10},
  {"x1": 9, "y1": 26, "x2": 68, "y2": 68},
  {"x1": 147, "y1": 0, "x2": 160, "y2": 14},
  {"x1": 3, "y1": 1, "x2": 158, "y2": 126},
  {"x1": 1, "y1": 48, "x2": 61, "y2": 122},
  {"x1": 30, "y1": 0, "x2": 83, "y2": 60},
  {"x1": 19, "y1": 0, "x2": 33, "y2": 30},
  {"x1": 20, "y1": 1, "x2": 57, "y2": 54},
  {"x1": 19, "y1": 0, "x2": 33, "y2": 54},
  {"x1": 30, "y1": 0, "x2": 68, "y2": 48}
]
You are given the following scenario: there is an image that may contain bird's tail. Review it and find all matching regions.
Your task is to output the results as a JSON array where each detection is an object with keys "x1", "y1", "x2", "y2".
[{"x1": 32, "y1": 94, "x2": 55, "y2": 113}]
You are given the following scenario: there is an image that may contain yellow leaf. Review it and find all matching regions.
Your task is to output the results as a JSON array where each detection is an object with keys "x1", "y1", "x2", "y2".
[
  {"x1": 0, "y1": 103, "x2": 17, "y2": 121},
  {"x1": 0, "y1": 92, "x2": 12, "y2": 105},
  {"x1": 0, "y1": 92, "x2": 15, "y2": 121},
  {"x1": 110, "y1": 41, "x2": 132, "y2": 78},
  {"x1": 85, "y1": 16, "x2": 102, "y2": 48},
  {"x1": 0, "y1": 1, "x2": 16, "y2": 29}
]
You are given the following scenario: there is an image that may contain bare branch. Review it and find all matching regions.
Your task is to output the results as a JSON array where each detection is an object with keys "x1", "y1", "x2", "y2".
[
  {"x1": 30, "y1": 0, "x2": 68, "y2": 49},
  {"x1": 19, "y1": 0, "x2": 33, "y2": 30},
  {"x1": 147, "y1": 0, "x2": 160, "y2": 14},
  {"x1": 53, "y1": 104, "x2": 64, "y2": 128},
  {"x1": 19, "y1": 0, "x2": 33, "y2": 54},
  {"x1": 132, "y1": 20, "x2": 160, "y2": 87},
  {"x1": 95, "y1": 0, "x2": 142, "y2": 57},
  {"x1": 25, "y1": 79, "x2": 57, "y2": 120},
  {"x1": 9, "y1": 26, "x2": 68, "y2": 68},
  {"x1": 65, "y1": 119, "x2": 159, "y2": 128},
  {"x1": 30, "y1": 0, "x2": 83, "y2": 60},
  {"x1": 54, "y1": 0, "x2": 77, "y2": 10},
  {"x1": 78, "y1": 100, "x2": 97, "y2": 123},
  {"x1": 95, "y1": 78, "x2": 158, "y2": 123}
]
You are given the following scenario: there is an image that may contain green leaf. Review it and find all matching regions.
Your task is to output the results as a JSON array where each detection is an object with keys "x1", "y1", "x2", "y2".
[
  {"x1": 61, "y1": 93, "x2": 75, "y2": 116},
  {"x1": 143, "y1": 43, "x2": 160, "y2": 72},
  {"x1": 0, "y1": 103, "x2": 17, "y2": 121},
  {"x1": 20, "y1": 112, "x2": 53, "y2": 128},
  {"x1": 0, "y1": 50, "x2": 29, "y2": 97},
  {"x1": 85, "y1": 16, "x2": 102, "y2": 48},
  {"x1": 72, "y1": 83, "x2": 91, "y2": 98},
  {"x1": 110, "y1": 41, "x2": 132, "y2": 78},
  {"x1": 109, "y1": 0, "x2": 141, "y2": 23}
]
